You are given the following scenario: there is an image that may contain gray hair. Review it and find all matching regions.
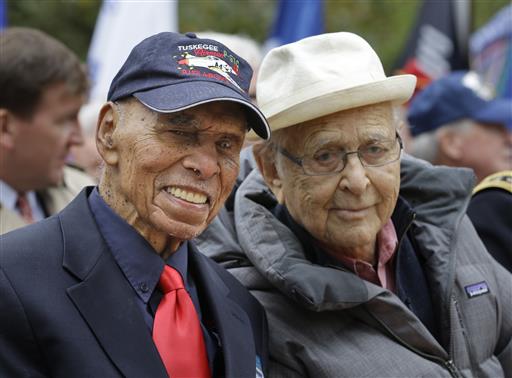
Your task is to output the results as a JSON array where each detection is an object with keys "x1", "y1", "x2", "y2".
[
  {"x1": 410, "y1": 119, "x2": 474, "y2": 163},
  {"x1": 409, "y1": 131, "x2": 438, "y2": 163}
]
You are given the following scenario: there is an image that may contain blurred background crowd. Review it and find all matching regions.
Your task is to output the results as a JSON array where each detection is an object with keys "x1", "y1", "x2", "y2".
[{"x1": 1, "y1": 0, "x2": 511, "y2": 267}]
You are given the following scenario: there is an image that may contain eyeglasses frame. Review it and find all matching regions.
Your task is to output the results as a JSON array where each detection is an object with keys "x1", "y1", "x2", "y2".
[{"x1": 274, "y1": 132, "x2": 403, "y2": 176}]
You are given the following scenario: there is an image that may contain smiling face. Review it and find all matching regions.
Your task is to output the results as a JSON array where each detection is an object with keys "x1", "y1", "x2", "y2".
[
  {"x1": 97, "y1": 98, "x2": 246, "y2": 254},
  {"x1": 258, "y1": 102, "x2": 400, "y2": 262}
]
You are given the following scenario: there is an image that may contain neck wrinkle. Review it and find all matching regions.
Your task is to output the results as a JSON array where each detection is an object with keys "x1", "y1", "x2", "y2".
[{"x1": 319, "y1": 239, "x2": 377, "y2": 266}]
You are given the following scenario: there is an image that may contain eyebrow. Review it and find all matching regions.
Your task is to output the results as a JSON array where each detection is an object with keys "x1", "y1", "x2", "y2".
[
  {"x1": 304, "y1": 130, "x2": 394, "y2": 152},
  {"x1": 360, "y1": 131, "x2": 394, "y2": 142},
  {"x1": 164, "y1": 113, "x2": 200, "y2": 129}
]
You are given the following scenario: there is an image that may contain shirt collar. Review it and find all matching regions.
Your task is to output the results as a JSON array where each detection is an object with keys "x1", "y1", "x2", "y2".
[
  {"x1": 0, "y1": 180, "x2": 46, "y2": 221},
  {"x1": 0, "y1": 180, "x2": 18, "y2": 210},
  {"x1": 88, "y1": 188, "x2": 190, "y2": 304},
  {"x1": 334, "y1": 219, "x2": 398, "y2": 271}
]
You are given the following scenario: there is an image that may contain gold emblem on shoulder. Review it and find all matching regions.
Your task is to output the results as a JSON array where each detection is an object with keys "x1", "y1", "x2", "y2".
[{"x1": 473, "y1": 170, "x2": 512, "y2": 195}]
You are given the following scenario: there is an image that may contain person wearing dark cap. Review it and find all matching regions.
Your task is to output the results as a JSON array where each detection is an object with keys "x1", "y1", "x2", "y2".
[
  {"x1": 467, "y1": 170, "x2": 512, "y2": 272},
  {"x1": 407, "y1": 70, "x2": 512, "y2": 183},
  {"x1": 0, "y1": 32, "x2": 269, "y2": 377}
]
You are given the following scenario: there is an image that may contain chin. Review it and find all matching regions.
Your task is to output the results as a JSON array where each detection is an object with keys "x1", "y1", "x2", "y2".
[{"x1": 159, "y1": 220, "x2": 208, "y2": 241}]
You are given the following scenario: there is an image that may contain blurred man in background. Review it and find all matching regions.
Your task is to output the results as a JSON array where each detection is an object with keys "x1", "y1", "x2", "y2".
[
  {"x1": 0, "y1": 27, "x2": 94, "y2": 234},
  {"x1": 69, "y1": 101, "x2": 104, "y2": 182},
  {"x1": 407, "y1": 70, "x2": 512, "y2": 183}
]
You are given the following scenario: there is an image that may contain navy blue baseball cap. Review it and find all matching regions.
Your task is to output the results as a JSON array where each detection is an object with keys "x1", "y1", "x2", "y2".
[
  {"x1": 108, "y1": 32, "x2": 270, "y2": 139},
  {"x1": 407, "y1": 71, "x2": 512, "y2": 136}
]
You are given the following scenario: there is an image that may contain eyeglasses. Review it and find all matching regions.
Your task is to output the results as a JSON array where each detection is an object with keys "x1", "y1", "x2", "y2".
[{"x1": 275, "y1": 133, "x2": 403, "y2": 176}]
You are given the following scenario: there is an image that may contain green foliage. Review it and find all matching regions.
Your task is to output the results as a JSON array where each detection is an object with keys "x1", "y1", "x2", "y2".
[
  {"x1": 7, "y1": 0, "x2": 101, "y2": 60},
  {"x1": 5, "y1": 0, "x2": 510, "y2": 72},
  {"x1": 180, "y1": 0, "x2": 275, "y2": 42},
  {"x1": 325, "y1": 0, "x2": 422, "y2": 72}
]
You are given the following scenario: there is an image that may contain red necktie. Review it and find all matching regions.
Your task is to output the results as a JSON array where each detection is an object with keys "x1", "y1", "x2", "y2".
[
  {"x1": 16, "y1": 192, "x2": 34, "y2": 223},
  {"x1": 153, "y1": 265, "x2": 211, "y2": 378}
]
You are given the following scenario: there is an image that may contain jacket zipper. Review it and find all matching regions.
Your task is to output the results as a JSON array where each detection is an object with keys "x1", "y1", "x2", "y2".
[
  {"x1": 372, "y1": 213, "x2": 462, "y2": 377},
  {"x1": 369, "y1": 311, "x2": 463, "y2": 378},
  {"x1": 444, "y1": 359, "x2": 462, "y2": 378},
  {"x1": 452, "y1": 294, "x2": 478, "y2": 373}
]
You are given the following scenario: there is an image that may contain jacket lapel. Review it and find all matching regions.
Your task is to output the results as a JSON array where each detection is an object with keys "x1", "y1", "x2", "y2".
[
  {"x1": 190, "y1": 247, "x2": 257, "y2": 378},
  {"x1": 60, "y1": 189, "x2": 167, "y2": 378}
]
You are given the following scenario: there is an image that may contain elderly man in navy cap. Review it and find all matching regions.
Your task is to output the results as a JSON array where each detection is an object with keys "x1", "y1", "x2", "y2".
[
  {"x1": 0, "y1": 32, "x2": 269, "y2": 378},
  {"x1": 407, "y1": 70, "x2": 512, "y2": 183}
]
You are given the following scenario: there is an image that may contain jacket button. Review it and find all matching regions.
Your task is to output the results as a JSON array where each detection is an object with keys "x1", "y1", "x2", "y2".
[{"x1": 139, "y1": 282, "x2": 149, "y2": 293}]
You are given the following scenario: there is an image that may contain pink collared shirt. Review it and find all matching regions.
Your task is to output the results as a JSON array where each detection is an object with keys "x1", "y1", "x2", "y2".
[{"x1": 336, "y1": 219, "x2": 398, "y2": 292}]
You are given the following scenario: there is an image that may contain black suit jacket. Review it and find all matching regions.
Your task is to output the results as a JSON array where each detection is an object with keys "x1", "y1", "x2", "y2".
[{"x1": 0, "y1": 189, "x2": 268, "y2": 377}]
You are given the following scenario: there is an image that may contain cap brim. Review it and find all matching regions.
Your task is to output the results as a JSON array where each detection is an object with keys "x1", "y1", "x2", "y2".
[
  {"x1": 474, "y1": 98, "x2": 512, "y2": 130},
  {"x1": 133, "y1": 81, "x2": 270, "y2": 140},
  {"x1": 263, "y1": 74, "x2": 416, "y2": 132}
]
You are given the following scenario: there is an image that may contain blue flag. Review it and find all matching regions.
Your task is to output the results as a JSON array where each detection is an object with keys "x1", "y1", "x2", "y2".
[
  {"x1": 0, "y1": 0, "x2": 7, "y2": 30},
  {"x1": 265, "y1": 0, "x2": 324, "y2": 51},
  {"x1": 470, "y1": 4, "x2": 511, "y2": 99}
]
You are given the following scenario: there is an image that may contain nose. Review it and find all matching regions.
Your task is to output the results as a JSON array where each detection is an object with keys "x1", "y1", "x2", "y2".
[
  {"x1": 338, "y1": 153, "x2": 369, "y2": 195},
  {"x1": 182, "y1": 143, "x2": 221, "y2": 179}
]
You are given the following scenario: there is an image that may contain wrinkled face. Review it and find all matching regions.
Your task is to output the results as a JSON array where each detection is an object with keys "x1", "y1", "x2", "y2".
[
  {"x1": 10, "y1": 82, "x2": 84, "y2": 190},
  {"x1": 458, "y1": 122, "x2": 512, "y2": 182},
  {"x1": 104, "y1": 100, "x2": 246, "y2": 244},
  {"x1": 274, "y1": 103, "x2": 401, "y2": 252}
]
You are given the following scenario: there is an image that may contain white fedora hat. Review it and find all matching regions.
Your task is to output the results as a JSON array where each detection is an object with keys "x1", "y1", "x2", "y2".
[{"x1": 256, "y1": 32, "x2": 417, "y2": 132}]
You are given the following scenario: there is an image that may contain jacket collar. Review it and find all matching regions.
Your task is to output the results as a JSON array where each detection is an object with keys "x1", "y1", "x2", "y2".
[
  {"x1": 235, "y1": 170, "x2": 371, "y2": 311},
  {"x1": 60, "y1": 187, "x2": 169, "y2": 378}
]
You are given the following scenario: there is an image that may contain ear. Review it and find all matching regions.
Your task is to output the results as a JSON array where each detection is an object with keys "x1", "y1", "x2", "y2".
[
  {"x1": 96, "y1": 102, "x2": 119, "y2": 166},
  {"x1": 438, "y1": 128, "x2": 463, "y2": 161},
  {"x1": 0, "y1": 108, "x2": 19, "y2": 150},
  {"x1": 253, "y1": 142, "x2": 285, "y2": 204}
]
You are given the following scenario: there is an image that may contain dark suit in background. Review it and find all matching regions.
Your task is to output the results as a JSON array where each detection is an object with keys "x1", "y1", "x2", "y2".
[{"x1": 467, "y1": 170, "x2": 512, "y2": 272}]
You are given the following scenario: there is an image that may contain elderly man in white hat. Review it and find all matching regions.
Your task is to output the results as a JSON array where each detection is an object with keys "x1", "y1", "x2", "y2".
[{"x1": 196, "y1": 32, "x2": 512, "y2": 377}]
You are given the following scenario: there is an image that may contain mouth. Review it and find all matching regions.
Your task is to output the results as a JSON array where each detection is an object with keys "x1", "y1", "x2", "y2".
[
  {"x1": 332, "y1": 206, "x2": 371, "y2": 220},
  {"x1": 165, "y1": 186, "x2": 209, "y2": 205}
]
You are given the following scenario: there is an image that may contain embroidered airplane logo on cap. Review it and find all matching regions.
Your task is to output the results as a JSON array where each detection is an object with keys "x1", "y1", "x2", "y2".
[{"x1": 175, "y1": 52, "x2": 242, "y2": 90}]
